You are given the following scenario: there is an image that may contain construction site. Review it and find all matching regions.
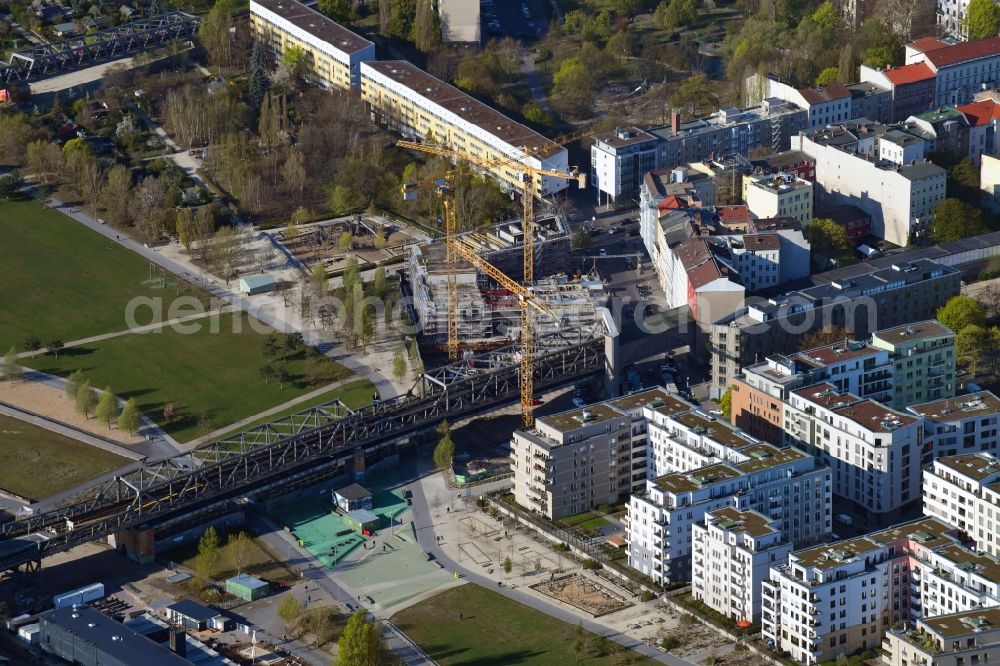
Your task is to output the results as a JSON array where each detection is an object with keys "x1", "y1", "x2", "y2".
[{"x1": 405, "y1": 215, "x2": 609, "y2": 353}]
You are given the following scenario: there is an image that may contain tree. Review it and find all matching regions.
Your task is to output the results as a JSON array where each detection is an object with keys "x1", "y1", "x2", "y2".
[
  {"x1": 339, "y1": 232, "x2": 354, "y2": 251},
  {"x1": 0, "y1": 170, "x2": 25, "y2": 199},
  {"x1": 805, "y1": 218, "x2": 853, "y2": 271},
  {"x1": 164, "y1": 402, "x2": 178, "y2": 424},
  {"x1": 75, "y1": 380, "x2": 97, "y2": 417},
  {"x1": 957, "y1": 324, "x2": 992, "y2": 376},
  {"x1": 263, "y1": 333, "x2": 281, "y2": 360},
  {"x1": 26, "y1": 140, "x2": 63, "y2": 185},
  {"x1": 413, "y1": 0, "x2": 442, "y2": 53},
  {"x1": 931, "y1": 198, "x2": 987, "y2": 243},
  {"x1": 247, "y1": 39, "x2": 270, "y2": 105},
  {"x1": 965, "y1": 0, "x2": 1000, "y2": 39},
  {"x1": 863, "y1": 46, "x2": 897, "y2": 68},
  {"x1": 283, "y1": 151, "x2": 307, "y2": 204},
  {"x1": 259, "y1": 364, "x2": 276, "y2": 384},
  {"x1": 311, "y1": 263, "x2": 329, "y2": 295},
  {"x1": 196, "y1": 526, "x2": 222, "y2": 580},
  {"x1": 670, "y1": 73, "x2": 718, "y2": 116},
  {"x1": 434, "y1": 420, "x2": 455, "y2": 470},
  {"x1": 719, "y1": 386, "x2": 733, "y2": 421},
  {"x1": 65, "y1": 370, "x2": 85, "y2": 399},
  {"x1": 95, "y1": 387, "x2": 118, "y2": 428},
  {"x1": 198, "y1": 0, "x2": 237, "y2": 68},
  {"x1": 318, "y1": 0, "x2": 353, "y2": 21},
  {"x1": 100, "y1": 164, "x2": 134, "y2": 228},
  {"x1": 227, "y1": 530, "x2": 252, "y2": 574},
  {"x1": 389, "y1": 0, "x2": 417, "y2": 40},
  {"x1": 372, "y1": 266, "x2": 387, "y2": 298},
  {"x1": 2, "y1": 347, "x2": 19, "y2": 383},
  {"x1": 937, "y1": 295, "x2": 987, "y2": 334},
  {"x1": 337, "y1": 611, "x2": 389, "y2": 666},
  {"x1": 521, "y1": 102, "x2": 553, "y2": 129},
  {"x1": 275, "y1": 366, "x2": 290, "y2": 390},
  {"x1": 285, "y1": 332, "x2": 305, "y2": 358},
  {"x1": 838, "y1": 43, "x2": 857, "y2": 83},
  {"x1": 277, "y1": 594, "x2": 303, "y2": 622},
  {"x1": 503, "y1": 556, "x2": 512, "y2": 576},
  {"x1": 22, "y1": 334, "x2": 41, "y2": 352},
  {"x1": 329, "y1": 185, "x2": 366, "y2": 216},
  {"x1": 815, "y1": 67, "x2": 840, "y2": 85},
  {"x1": 176, "y1": 208, "x2": 195, "y2": 250},
  {"x1": 119, "y1": 398, "x2": 141, "y2": 435},
  {"x1": 47, "y1": 340, "x2": 64, "y2": 358},
  {"x1": 392, "y1": 350, "x2": 407, "y2": 382},
  {"x1": 343, "y1": 255, "x2": 360, "y2": 296}
]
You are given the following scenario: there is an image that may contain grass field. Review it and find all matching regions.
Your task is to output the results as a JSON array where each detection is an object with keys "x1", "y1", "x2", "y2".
[
  {"x1": 25, "y1": 313, "x2": 354, "y2": 442},
  {"x1": 392, "y1": 584, "x2": 655, "y2": 665},
  {"x1": 0, "y1": 200, "x2": 205, "y2": 350},
  {"x1": 0, "y1": 414, "x2": 130, "y2": 500},
  {"x1": 560, "y1": 511, "x2": 612, "y2": 532},
  {"x1": 163, "y1": 525, "x2": 299, "y2": 583},
  {"x1": 216, "y1": 378, "x2": 377, "y2": 437}
]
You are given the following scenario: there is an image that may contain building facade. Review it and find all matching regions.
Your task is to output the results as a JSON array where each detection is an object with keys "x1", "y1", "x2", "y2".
[
  {"x1": 249, "y1": 0, "x2": 375, "y2": 91},
  {"x1": 923, "y1": 452, "x2": 1000, "y2": 557},
  {"x1": 881, "y1": 607, "x2": 1000, "y2": 666},
  {"x1": 591, "y1": 127, "x2": 660, "y2": 206},
  {"x1": 871, "y1": 320, "x2": 956, "y2": 410},
  {"x1": 744, "y1": 173, "x2": 813, "y2": 226}
]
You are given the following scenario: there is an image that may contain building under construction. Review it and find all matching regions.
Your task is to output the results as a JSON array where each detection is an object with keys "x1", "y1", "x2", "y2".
[{"x1": 406, "y1": 215, "x2": 605, "y2": 352}]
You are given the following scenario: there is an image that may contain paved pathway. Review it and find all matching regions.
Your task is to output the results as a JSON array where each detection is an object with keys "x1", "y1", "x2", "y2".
[
  {"x1": 403, "y1": 459, "x2": 692, "y2": 665},
  {"x1": 0, "y1": 401, "x2": 144, "y2": 462}
]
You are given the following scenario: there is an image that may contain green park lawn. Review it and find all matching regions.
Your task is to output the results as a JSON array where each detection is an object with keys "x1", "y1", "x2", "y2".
[
  {"x1": 0, "y1": 200, "x2": 205, "y2": 351},
  {"x1": 0, "y1": 414, "x2": 130, "y2": 500},
  {"x1": 24, "y1": 313, "x2": 354, "y2": 443},
  {"x1": 163, "y1": 525, "x2": 299, "y2": 583},
  {"x1": 392, "y1": 584, "x2": 655, "y2": 665},
  {"x1": 560, "y1": 511, "x2": 612, "y2": 532}
]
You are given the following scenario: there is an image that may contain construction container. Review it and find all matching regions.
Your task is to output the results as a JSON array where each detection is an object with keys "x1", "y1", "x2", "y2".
[
  {"x1": 17, "y1": 623, "x2": 39, "y2": 645},
  {"x1": 225, "y1": 574, "x2": 270, "y2": 602},
  {"x1": 53, "y1": 582, "x2": 104, "y2": 609}
]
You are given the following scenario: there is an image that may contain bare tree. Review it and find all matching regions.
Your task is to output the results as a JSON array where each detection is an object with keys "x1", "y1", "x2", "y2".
[{"x1": 100, "y1": 165, "x2": 134, "y2": 227}]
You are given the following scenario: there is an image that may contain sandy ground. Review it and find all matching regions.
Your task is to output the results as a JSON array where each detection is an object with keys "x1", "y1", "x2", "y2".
[{"x1": 0, "y1": 379, "x2": 145, "y2": 446}]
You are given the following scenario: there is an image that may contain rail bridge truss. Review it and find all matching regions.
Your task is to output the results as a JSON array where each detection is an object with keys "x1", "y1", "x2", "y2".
[
  {"x1": 0, "y1": 336, "x2": 605, "y2": 572},
  {"x1": 1, "y1": 12, "x2": 199, "y2": 83}
]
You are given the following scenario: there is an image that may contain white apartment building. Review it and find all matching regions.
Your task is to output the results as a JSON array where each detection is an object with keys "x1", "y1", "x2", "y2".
[
  {"x1": 629, "y1": 406, "x2": 831, "y2": 583},
  {"x1": 881, "y1": 607, "x2": 1000, "y2": 666},
  {"x1": 249, "y1": 0, "x2": 375, "y2": 90},
  {"x1": 923, "y1": 451, "x2": 1000, "y2": 558},
  {"x1": 907, "y1": 36, "x2": 1000, "y2": 107},
  {"x1": 744, "y1": 173, "x2": 813, "y2": 226},
  {"x1": 722, "y1": 234, "x2": 782, "y2": 293},
  {"x1": 910, "y1": 392, "x2": 1000, "y2": 467},
  {"x1": 692, "y1": 507, "x2": 792, "y2": 624},
  {"x1": 784, "y1": 383, "x2": 923, "y2": 521},
  {"x1": 591, "y1": 127, "x2": 660, "y2": 206},
  {"x1": 360, "y1": 61, "x2": 571, "y2": 197},
  {"x1": 794, "y1": 125, "x2": 946, "y2": 246},
  {"x1": 757, "y1": 77, "x2": 853, "y2": 130}
]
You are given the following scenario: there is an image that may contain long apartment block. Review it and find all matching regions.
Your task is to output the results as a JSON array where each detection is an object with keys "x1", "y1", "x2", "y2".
[
  {"x1": 249, "y1": 0, "x2": 374, "y2": 90},
  {"x1": 360, "y1": 60, "x2": 571, "y2": 197},
  {"x1": 763, "y1": 516, "x2": 1000, "y2": 664},
  {"x1": 923, "y1": 450, "x2": 1000, "y2": 558}
]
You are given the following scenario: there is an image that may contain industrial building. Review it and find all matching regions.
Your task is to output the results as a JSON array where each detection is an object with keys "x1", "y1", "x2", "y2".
[
  {"x1": 360, "y1": 60, "x2": 570, "y2": 197},
  {"x1": 39, "y1": 606, "x2": 192, "y2": 666},
  {"x1": 249, "y1": 0, "x2": 375, "y2": 91}
]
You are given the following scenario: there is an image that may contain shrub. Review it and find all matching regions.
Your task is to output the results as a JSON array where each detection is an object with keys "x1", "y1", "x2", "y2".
[
  {"x1": 640, "y1": 590, "x2": 657, "y2": 602},
  {"x1": 582, "y1": 559, "x2": 602, "y2": 570},
  {"x1": 660, "y1": 635, "x2": 680, "y2": 650}
]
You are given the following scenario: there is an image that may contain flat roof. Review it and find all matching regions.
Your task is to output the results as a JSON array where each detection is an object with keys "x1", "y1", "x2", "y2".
[
  {"x1": 922, "y1": 606, "x2": 1000, "y2": 639},
  {"x1": 611, "y1": 387, "x2": 690, "y2": 414},
  {"x1": 363, "y1": 61, "x2": 562, "y2": 157},
  {"x1": 334, "y1": 483, "x2": 371, "y2": 500},
  {"x1": 538, "y1": 402, "x2": 623, "y2": 434},
  {"x1": 593, "y1": 127, "x2": 658, "y2": 148},
  {"x1": 251, "y1": 0, "x2": 373, "y2": 55},
  {"x1": 227, "y1": 573, "x2": 268, "y2": 589},
  {"x1": 674, "y1": 412, "x2": 755, "y2": 450},
  {"x1": 793, "y1": 384, "x2": 861, "y2": 411},
  {"x1": 653, "y1": 463, "x2": 743, "y2": 495},
  {"x1": 792, "y1": 536, "x2": 883, "y2": 570},
  {"x1": 41, "y1": 606, "x2": 190, "y2": 666},
  {"x1": 910, "y1": 391, "x2": 1000, "y2": 421},
  {"x1": 795, "y1": 339, "x2": 876, "y2": 366},
  {"x1": 733, "y1": 443, "x2": 806, "y2": 473},
  {"x1": 868, "y1": 516, "x2": 956, "y2": 549},
  {"x1": 833, "y1": 400, "x2": 917, "y2": 432},
  {"x1": 936, "y1": 544, "x2": 1000, "y2": 584},
  {"x1": 707, "y1": 507, "x2": 777, "y2": 538},
  {"x1": 873, "y1": 320, "x2": 954, "y2": 345},
  {"x1": 935, "y1": 453, "x2": 1000, "y2": 482},
  {"x1": 167, "y1": 599, "x2": 220, "y2": 622}
]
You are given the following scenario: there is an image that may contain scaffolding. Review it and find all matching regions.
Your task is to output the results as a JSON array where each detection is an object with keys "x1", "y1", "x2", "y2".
[{"x1": 1, "y1": 12, "x2": 199, "y2": 83}]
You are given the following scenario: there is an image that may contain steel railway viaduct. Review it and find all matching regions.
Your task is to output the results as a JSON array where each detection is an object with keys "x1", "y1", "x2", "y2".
[{"x1": 0, "y1": 337, "x2": 607, "y2": 574}]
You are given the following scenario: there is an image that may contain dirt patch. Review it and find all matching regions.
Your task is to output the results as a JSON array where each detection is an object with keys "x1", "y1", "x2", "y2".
[
  {"x1": 0, "y1": 379, "x2": 144, "y2": 446},
  {"x1": 531, "y1": 573, "x2": 632, "y2": 617}
]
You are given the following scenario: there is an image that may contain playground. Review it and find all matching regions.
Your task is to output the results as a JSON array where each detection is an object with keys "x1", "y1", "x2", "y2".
[
  {"x1": 531, "y1": 573, "x2": 632, "y2": 617},
  {"x1": 269, "y1": 488, "x2": 408, "y2": 568}
]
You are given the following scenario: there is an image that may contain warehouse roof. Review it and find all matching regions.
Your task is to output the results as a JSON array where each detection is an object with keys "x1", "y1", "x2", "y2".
[
  {"x1": 167, "y1": 599, "x2": 220, "y2": 623},
  {"x1": 251, "y1": 0, "x2": 373, "y2": 55},
  {"x1": 362, "y1": 61, "x2": 562, "y2": 157},
  {"x1": 41, "y1": 606, "x2": 190, "y2": 666}
]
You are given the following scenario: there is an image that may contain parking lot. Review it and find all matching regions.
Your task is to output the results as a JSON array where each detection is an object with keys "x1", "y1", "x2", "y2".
[{"x1": 483, "y1": 0, "x2": 549, "y2": 41}]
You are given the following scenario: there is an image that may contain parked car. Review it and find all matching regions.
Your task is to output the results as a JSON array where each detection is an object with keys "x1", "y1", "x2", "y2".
[{"x1": 835, "y1": 514, "x2": 853, "y2": 526}]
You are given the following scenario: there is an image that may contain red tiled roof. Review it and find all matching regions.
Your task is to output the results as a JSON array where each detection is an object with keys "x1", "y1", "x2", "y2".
[
  {"x1": 958, "y1": 99, "x2": 1000, "y2": 126},
  {"x1": 909, "y1": 37, "x2": 950, "y2": 54},
  {"x1": 921, "y1": 36, "x2": 1000, "y2": 69},
  {"x1": 798, "y1": 83, "x2": 851, "y2": 105},
  {"x1": 882, "y1": 62, "x2": 935, "y2": 85},
  {"x1": 659, "y1": 194, "x2": 689, "y2": 210},
  {"x1": 717, "y1": 205, "x2": 749, "y2": 225}
]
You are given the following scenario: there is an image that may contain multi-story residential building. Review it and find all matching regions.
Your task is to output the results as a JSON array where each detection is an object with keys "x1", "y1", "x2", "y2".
[
  {"x1": 747, "y1": 217, "x2": 811, "y2": 282},
  {"x1": 750, "y1": 149, "x2": 816, "y2": 182},
  {"x1": 845, "y1": 81, "x2": 893, "y2": 124},
  {"x1": 709, "y1": 258, "x2": 961, "y2": 392},
  {"x1": 871, "y1": 320, "x2": 956, "y2": 410},
  {"x1": 784, "y1": 383, "x2": 923, "y2": 521},
  {"x1": 360, "y1": 61, "x2": 571, "y2": 197},
  {"x1": 923, "y1": 451, "x2": 1000, "y2": 556},
  {"x1": 860, "y1": 63, "x2": 937, "y2": 122},
  {"x1": 510, "y1": 390, "x2": 692, "y2": 519},
  {"x1": 823, "y1": 205, "x2": 872, "y2": 244},
  {"x1": 638, "y1": 166, "x2": 716, "y2": 239},
  {"x1": 762, "y1": 516, "x2": 963, "y2": 665},
  {"x1": 732, "y1": 338, "x2": 894, "y2": 443},
  {"x1": 249, "y1": 0, "x2": 375, "y2": 91},
  {"x1": 881, "y1": 607, "x2": 1000, "y2": 666},
  {"x1": 957, "y1": 95, "x2": 1000, "y2": 166},
  {"x1": 758, "y1": 77, "x2": 853, "y2": 129},
  {"x1": 910, "y1": 392, "x2": 1000, "y2": 467},
  {"x1": 744, "y1": 173, "x2": 813, "y2": 226},
  {"x1": 906, "y1": 36, "x2": 1000, "y2": 107},
  {"x1": 793, "y1": 122, "x2": 947, "y2": 246},
  {"x1": 692, "y1": 507, "x2": 792, "y2": 624},
  {"x1": 628, "y1": 437, "x2": 831, "y2": 583},
  {"x1": 591, "y1": 127, "x2": 660, "y2": 206},
  {"x1": 908, "y1": 106, "x2": 971, "y2": 161},
  {"x1": 588, "y1": 102, "x2": 807, "y2": 204}
]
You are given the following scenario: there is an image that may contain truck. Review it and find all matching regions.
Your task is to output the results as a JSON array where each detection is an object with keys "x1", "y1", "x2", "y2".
[{"x1": 835, "y1": 514, "x2": 853, "y2": 526}]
